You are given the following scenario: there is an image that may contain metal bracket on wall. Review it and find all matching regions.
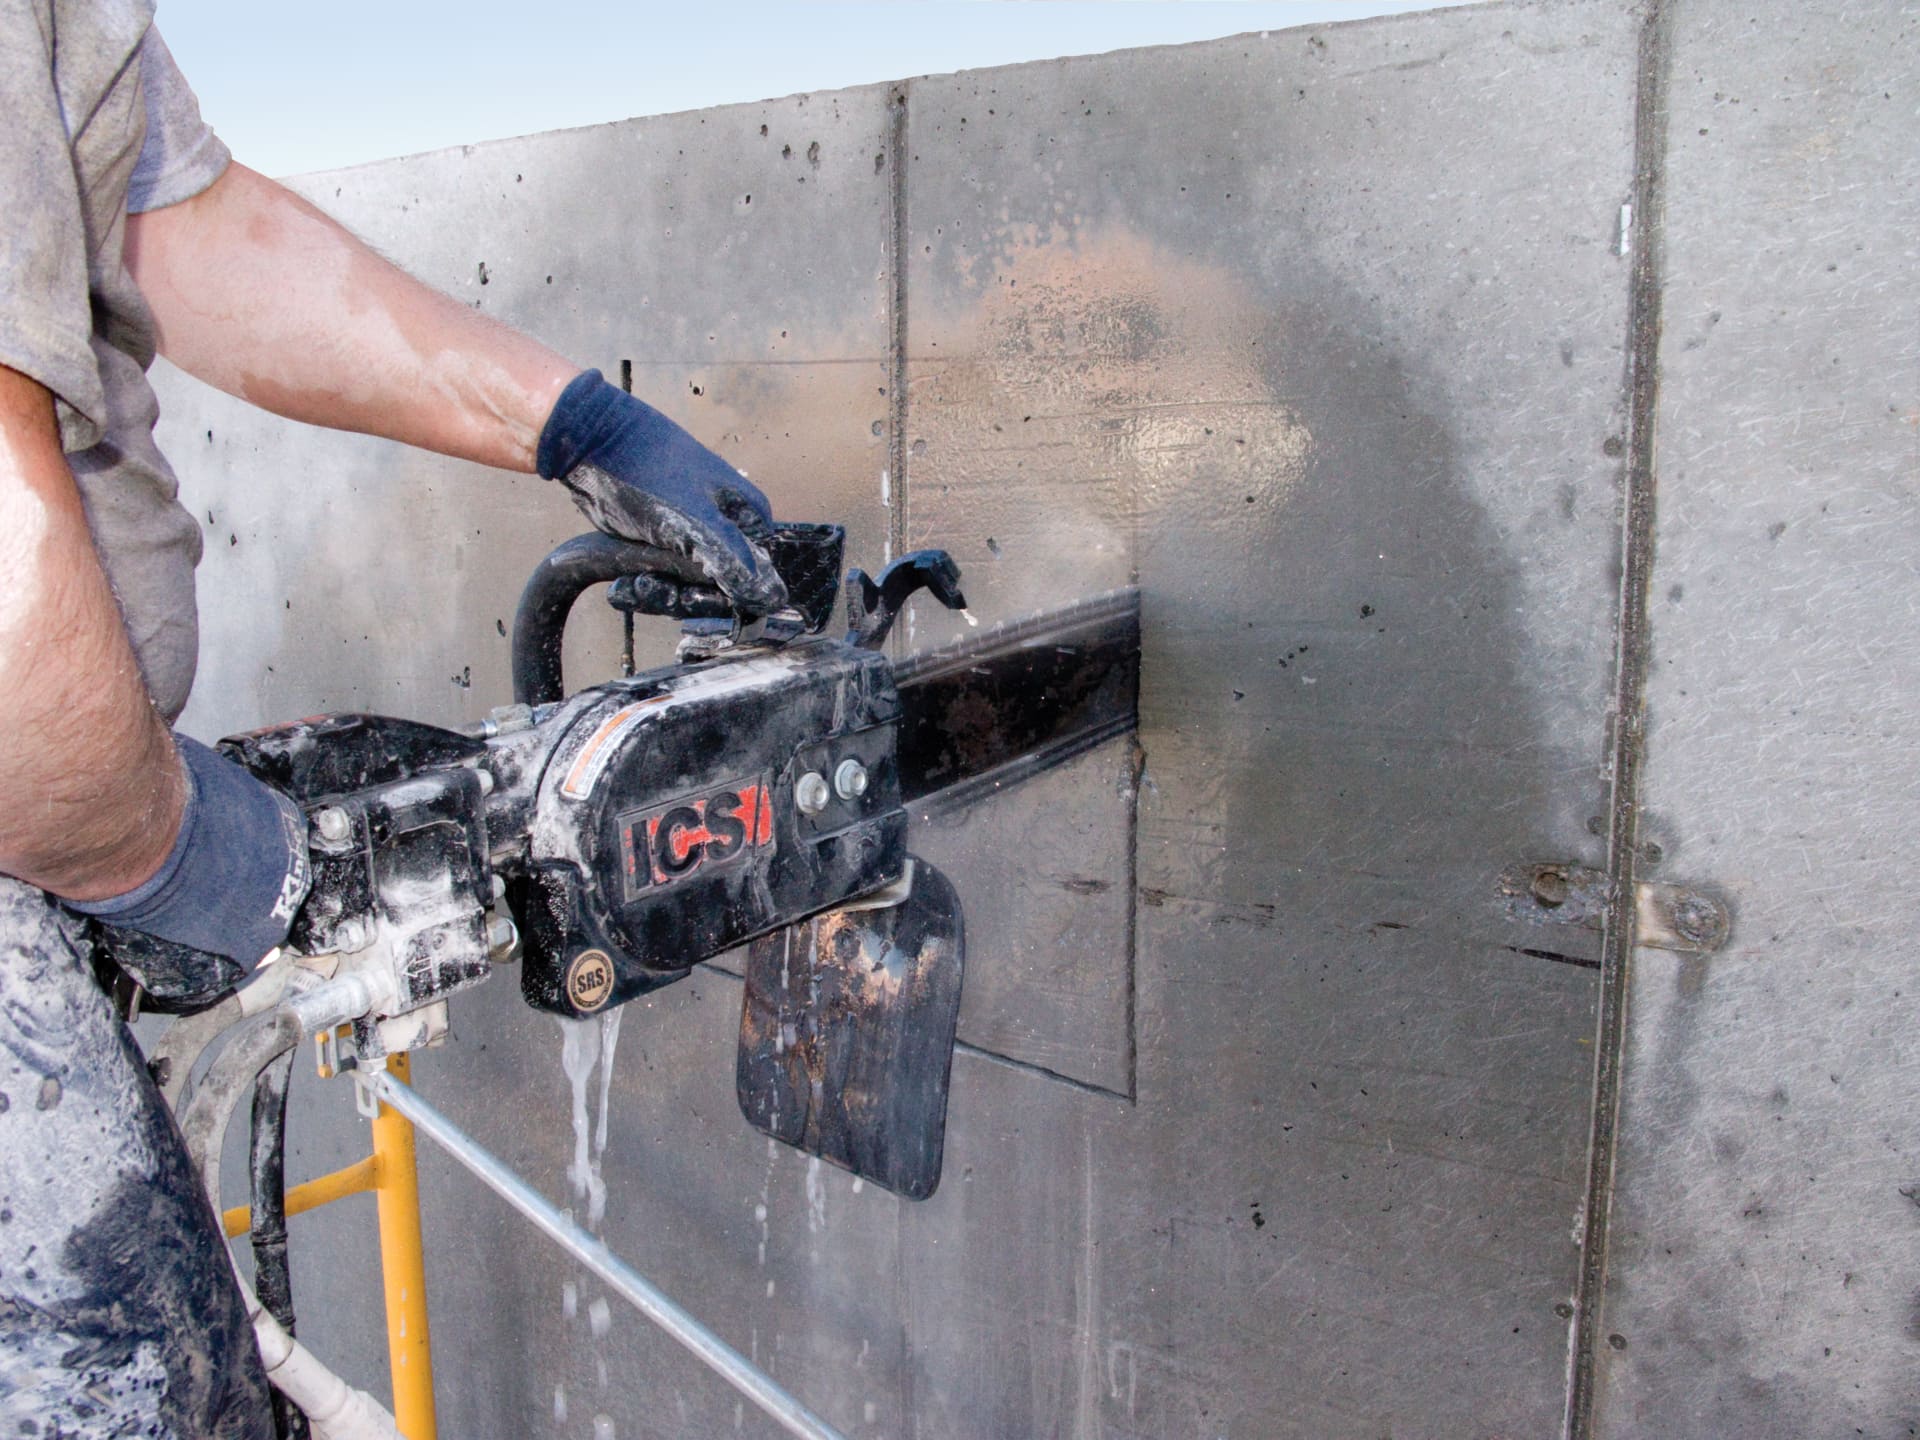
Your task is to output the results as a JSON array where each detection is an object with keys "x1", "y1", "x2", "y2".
[
  {"x1": 1505, "y1": 863, "x2": 1731, "y2": 956},
  {"x1": 1633, "y1": 881, "x2": 1731, "y2": 955}
]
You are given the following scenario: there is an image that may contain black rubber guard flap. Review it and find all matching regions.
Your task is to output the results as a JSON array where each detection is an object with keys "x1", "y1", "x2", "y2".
[{"x1": 735, "y1": 857, "x2": 964, "y2": 1200}]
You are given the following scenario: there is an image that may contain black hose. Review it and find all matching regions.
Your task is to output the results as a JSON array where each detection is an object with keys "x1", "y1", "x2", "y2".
[
  {"x1": 250, "y1": 1049, "x2": 309, "y2": 1440},
  {"x1": 510, "y1": 533, "x2": 701, "y2": 706}
]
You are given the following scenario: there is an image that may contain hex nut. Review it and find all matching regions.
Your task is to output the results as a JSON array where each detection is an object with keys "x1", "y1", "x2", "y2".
[
  {"x1": 834, "y1": 758, "x2": 870, "y2": 801},
  {"x1": 314, "y1": 807, "x2": 352, "y2": 844},
  {"x1": 795, "y1": 772, "x2": 832, "y2": 816}
]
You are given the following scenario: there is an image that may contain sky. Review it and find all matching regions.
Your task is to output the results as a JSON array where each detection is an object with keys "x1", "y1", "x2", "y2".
[{"x1": 158, "y1": 0, "x2": 1468, "y2": 176}]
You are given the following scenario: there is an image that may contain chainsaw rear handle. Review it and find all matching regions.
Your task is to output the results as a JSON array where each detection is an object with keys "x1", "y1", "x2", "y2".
[
  {"x1": 511, "y1": 526, "x2": 851, "y2": 707},
  {"x1": 510, "y1": 534, "x2": 705, "y2": 707}
]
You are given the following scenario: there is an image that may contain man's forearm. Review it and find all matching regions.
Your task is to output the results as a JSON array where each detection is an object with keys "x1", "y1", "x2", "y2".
[
  {"x1": 123, "y1": 162, "x2": 578, "y2": 473},
  {"x1": 0, "y1": 367, "x2": 186, "y2": 900}
]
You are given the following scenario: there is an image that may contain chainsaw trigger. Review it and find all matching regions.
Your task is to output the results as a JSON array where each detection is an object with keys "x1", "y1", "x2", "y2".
[
  {"x1": 735, "y1": 857, "x2": 964, "y2": 1200},
  {"x1": 606, "y1": 572, "x2": 733, "y2": 621}
]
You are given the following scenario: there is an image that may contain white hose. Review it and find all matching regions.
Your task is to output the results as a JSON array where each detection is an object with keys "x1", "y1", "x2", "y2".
[{"x1": 246, "y1": 1283, "x2": 404, "y2": 1440}]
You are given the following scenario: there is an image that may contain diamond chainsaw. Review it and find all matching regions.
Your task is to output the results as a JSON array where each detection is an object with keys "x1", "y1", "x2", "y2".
[{"x1": 109, "y1": 524, "x2": 1138, "y2": 1200}]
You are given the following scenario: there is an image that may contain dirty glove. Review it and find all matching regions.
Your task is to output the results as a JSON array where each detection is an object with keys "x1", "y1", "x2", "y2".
[
  {"x1": 536, "y1": 370, "x2": 788, "y2": 616},
  {"x1": 68, "y1": 735, "x2": 311, "y2": 966}
]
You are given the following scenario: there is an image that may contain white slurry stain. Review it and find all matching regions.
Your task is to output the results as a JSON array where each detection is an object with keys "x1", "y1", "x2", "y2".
[
  {"x1": 756, "y1": 1138, "x2": 778, "y2": 1267},
  {"x1": 590, "y1": 1007, "x2": 624, "y2": 1229},
  {"x1": 559, "y1": 1018, "x2": 607, "y2": 1226},
  {"x1": 555, "y1": 1007, "x2": 627, "y2": 1423},
  {"x1": 805, "y1": 1156, "x2": 827, "y2": 1237}
]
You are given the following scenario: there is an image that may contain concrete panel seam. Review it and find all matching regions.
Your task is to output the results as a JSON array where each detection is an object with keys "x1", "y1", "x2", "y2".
[
  {"x1": 887, "y1": 84, "x2": 910, "y2": 573},
  {"x1": 1567, "y1": 2, "x2": 1675, "y2": 1434},
  {"x1": 952, "y1": 1041, "x2": 1134, "y2": 1104},
  {"x1": 1124, "y1": 739, "x2": 1143, "y2": 1103},
  {"x1": 703, "y1": 961, "x2": 1136, "y2": 1102}
]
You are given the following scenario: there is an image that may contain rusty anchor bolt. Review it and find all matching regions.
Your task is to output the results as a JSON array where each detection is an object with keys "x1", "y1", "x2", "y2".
[
  {"x1": 1670, "y1": 894, "x2": 1723, "y2": 947},
  {"x1": 1531, "y1": 867, "x2": 1572, "y2": 908}
]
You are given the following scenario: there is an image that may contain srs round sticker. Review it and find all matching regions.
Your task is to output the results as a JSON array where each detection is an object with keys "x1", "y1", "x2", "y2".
[{"x1": 566, "y1": 949, "x2": 615, "y2": 1012}]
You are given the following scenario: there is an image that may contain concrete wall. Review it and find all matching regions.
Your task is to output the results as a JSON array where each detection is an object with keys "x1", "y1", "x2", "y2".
[
  {"x1": 1590, "y1": 5, "x2": 1920, "y2": 1435},
  {"x1": 151, "y1": 1, "x2": 1920, "y2": 1435}
]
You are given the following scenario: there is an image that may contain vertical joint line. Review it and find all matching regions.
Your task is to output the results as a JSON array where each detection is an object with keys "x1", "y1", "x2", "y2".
[
  {"x1": 1123, "y1": 738, "x2": 1143, "y2": 1105},
  {"x1": 1568, "y1": 3, "x2": 1673, "y2": 1436},
  {"x1": 887, "y1": 85, "x2": 911, "y2": 572}
]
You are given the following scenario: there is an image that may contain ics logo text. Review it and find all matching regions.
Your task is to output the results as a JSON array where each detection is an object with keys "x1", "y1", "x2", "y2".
[{"x1": 619, "y1": 776, "x2": 776, "y2": 896}]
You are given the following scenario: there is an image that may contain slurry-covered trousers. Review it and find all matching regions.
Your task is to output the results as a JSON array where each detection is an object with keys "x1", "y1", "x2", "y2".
[{"x1": 0, "y1": 877, "x2": 271, "y2": 1438}]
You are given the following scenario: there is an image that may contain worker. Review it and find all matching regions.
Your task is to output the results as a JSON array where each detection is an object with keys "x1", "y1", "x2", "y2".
[{"x1": 0, "y1": 5, "x2": 784, "y2": 1432}]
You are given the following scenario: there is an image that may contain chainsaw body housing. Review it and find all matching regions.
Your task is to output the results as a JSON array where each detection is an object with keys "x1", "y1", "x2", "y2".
[
  {"x1": 514, "y1": 637, "x2": 907, "y2": 1016},
  {"x1": 150, "y1": 529, "x2": 1132, "y2": 1197}
]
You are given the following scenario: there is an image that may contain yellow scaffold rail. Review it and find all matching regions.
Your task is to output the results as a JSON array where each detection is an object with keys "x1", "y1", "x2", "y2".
[{"x1": 220, "y1": 1156, "x2": 381, "y2": 1235}]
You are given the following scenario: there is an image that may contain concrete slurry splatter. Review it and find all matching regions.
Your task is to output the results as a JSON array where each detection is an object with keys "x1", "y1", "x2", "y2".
[{"x1": 554, "y1": 1007, "x2": 626, "y2": 1437}]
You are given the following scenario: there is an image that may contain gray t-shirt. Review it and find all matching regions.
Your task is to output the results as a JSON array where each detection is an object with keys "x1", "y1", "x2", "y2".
[{"x1": 0, "y1": 1, "x2": 232, "y2": 720}]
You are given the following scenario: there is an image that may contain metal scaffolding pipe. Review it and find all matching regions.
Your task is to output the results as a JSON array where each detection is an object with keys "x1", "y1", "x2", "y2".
[{"x1": 365, "y1": 1071, "x2": 847, "y2": 1440}]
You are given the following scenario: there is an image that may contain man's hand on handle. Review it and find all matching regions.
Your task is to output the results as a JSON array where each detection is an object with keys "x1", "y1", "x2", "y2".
[{"x1": 537, "y1": 370, "x2": 788, "y2": 617}]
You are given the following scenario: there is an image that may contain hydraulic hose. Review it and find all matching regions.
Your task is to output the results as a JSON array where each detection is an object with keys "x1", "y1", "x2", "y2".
[
  {"x1": 152, "y1": 956, "x2": 297, "y2": 1114},
  {"x1": 250, "y1": 1047, "x2": 309, "y2": 1440},
  {"x1": 178, "y1": 1008, "x2": 402, "y2": 1440},
  {"x1": 179, "y1": 1009, "x2": 302, "y2": 1202}
]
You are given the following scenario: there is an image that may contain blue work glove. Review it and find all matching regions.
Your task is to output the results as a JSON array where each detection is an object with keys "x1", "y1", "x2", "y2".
[
  {"x1": 68, "y1": 735, "x2": 311, "y2": 965},
  {"x1": 536, "y1": 370, "x2": 788, "y2": 616}
]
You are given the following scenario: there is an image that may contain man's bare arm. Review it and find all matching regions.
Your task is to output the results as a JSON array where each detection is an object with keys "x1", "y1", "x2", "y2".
[
  {"x1": 0, "y1": 365, "x2": 185, "y2": 900},
  {"x1": 123, "y1": 161, "x2": 577, "y2": 473},
  {"x1": 125, "y1": 159, "x2": 788, "y2": 613}
]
